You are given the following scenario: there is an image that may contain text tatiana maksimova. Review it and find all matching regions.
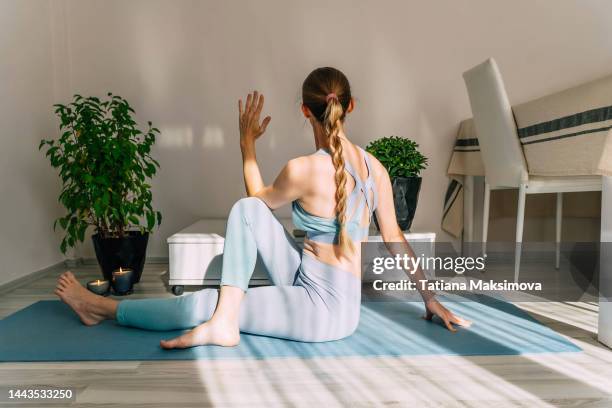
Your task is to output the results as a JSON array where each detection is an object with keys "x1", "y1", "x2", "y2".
[{"x1": 372, "y1": 279, "x2": 543, "y2": 292}]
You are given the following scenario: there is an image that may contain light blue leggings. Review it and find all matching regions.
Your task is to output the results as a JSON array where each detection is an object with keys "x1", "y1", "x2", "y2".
[{"x1": 116, "y1": 197, "x2": 361, "y2": 342}]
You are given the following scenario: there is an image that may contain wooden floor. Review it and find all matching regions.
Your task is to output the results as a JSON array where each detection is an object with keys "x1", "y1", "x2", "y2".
[{"x1": 1, "y1": 263, "x2": 612, "y2": 407}]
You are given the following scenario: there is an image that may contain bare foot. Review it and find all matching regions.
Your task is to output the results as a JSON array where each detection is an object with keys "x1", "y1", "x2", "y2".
[
  {"x1": 160, "y1": 319, "x2": 240, "y2": 349},
  {"x1": 54, "y1": 271, "x2": 106, "y2": 326}
]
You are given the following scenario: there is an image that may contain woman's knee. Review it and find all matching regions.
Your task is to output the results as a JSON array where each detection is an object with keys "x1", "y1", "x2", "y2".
[{"x1": 229, "y1": 197, "x2": 269, "y2": 222}]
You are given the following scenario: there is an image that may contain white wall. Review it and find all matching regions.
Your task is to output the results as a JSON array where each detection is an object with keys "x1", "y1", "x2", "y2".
[
  {"x1": 62, "y1": 0, "x2": 612, "y2": 258},
  {"x1": 0, "y1": 0, "x2": 66, "y2": 285},
  {"x1": 3, "y1": 1, "x2": 612, "y2": 274}
]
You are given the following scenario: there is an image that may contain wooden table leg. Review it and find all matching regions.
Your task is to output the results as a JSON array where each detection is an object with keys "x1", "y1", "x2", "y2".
[{"x1": 599, "y1": 175, "x2": 612, "y2": 348}]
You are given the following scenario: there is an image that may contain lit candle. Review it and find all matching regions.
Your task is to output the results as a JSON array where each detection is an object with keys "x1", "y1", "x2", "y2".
[
  {"x1": 87, "y1": 279, "x2": 110, "y2": 296},
  {"x1": 112, "y1": 267, "x2": 134, "y2": 295}
]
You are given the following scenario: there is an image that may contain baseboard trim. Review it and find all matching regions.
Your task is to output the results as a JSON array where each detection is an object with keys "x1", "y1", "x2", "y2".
[
  {"x1": 0, "y1": 257, "x2": 170, "y2": 295},
  {"x1": 80, "y1": 256, "x2": 170, "y2": 265},
  {"x1": 0, "y1": 260, "x2": 67, "y2": 295}
]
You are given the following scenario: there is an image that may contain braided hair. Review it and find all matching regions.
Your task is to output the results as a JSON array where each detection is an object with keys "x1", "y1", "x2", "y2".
[{"x1": 302, "y1": 67, "x2": 354, "y2": 253}]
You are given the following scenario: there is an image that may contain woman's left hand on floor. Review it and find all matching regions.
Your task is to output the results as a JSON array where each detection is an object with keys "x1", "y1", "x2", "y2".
[{"x1": 424, "y1": 298, "x2": 472, "y2": 332}]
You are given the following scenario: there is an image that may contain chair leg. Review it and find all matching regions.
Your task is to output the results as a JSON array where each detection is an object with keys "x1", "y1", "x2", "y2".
[
  {"x1": 555, "y1": 192, "x2": 563, "y2": 269},
  {"x1": 482, "y1": 182, "x2": 491, "y2": 257},
  {"x1": 514, "y1": 184, "x2": 527, "y2": 282},
  {"x1": 463, "y1": 175, "x2": 475, "y2": 256}
]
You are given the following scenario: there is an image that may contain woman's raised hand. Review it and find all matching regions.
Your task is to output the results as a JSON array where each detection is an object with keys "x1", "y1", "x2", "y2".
[
  {"x1": 424, "y1": 298, "x2": 472, "y2": 332},
  {"x1": 238, "y1": 91, "x2": 271, "y2": 148}
]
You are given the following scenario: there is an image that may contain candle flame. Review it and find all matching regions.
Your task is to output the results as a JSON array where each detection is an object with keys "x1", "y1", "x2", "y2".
[
  {"x1": 119, "y1": 267, "x2": 123, "y2": 273},
  {"x1": 96, "y1": 280, "x2": 101, "y2": 285}
]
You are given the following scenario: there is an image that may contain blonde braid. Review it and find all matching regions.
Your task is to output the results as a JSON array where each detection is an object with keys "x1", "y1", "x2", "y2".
[{"x1": 324, "y1": 97, "x2": 354, "y2": 254}]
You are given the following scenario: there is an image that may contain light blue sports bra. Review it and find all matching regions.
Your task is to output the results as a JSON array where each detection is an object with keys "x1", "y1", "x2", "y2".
[{"x1": 292, "y1": 146, "x2": 378, "y2": 244}]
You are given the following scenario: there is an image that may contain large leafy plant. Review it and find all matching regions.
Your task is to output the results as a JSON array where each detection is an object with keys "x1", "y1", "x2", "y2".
[
  {"x1": 366, "y1": 136, "x2": 428, "y2": 178},
  {"x1": 40, "y1": 93, "x2": 162, "y2": 253}
]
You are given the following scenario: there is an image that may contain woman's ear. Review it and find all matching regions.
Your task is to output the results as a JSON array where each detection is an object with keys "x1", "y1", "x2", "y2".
[
  {"x1": 301, "y1": 104, "x2": 312, "y2": 119},
  {"x1": 347, "y1": 98, "x2": 355, "y2": 113}
]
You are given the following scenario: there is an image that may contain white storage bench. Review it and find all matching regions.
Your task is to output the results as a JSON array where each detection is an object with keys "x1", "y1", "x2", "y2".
[
  {"x1": 167, "y1": 219, "x2": 435, "y2": 295},
  {"x1": 167, "y1": 219, "x2": 281, "y2": 295}
]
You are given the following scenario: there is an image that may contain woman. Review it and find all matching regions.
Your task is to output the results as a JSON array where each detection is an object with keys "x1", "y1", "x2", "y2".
[{"x1": 55, "y1": 67, "x2": 470, "y2": 349}]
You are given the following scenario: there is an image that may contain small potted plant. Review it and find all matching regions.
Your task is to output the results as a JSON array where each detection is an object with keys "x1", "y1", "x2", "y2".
[
  {"x1": 366, "y1": 136, "x2": 428, "y2": 231},
  {"x1": 40, "y1": 93, "x2": 162, "y2": 283}
]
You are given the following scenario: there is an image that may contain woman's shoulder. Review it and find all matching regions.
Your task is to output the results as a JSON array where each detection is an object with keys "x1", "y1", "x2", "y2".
[
  {"x1": 286, "y1": 147, "x2": 384, "y2": 177},
  {"x1": 283, "y1": 152, "x2": 327, "y2": 176},
  {"x1": 358, "y1": 147, "x2": 381, "y2": 167},
  {"x1": 361, "y1": 149, "x2": 388, "y2": 182},
  {"x1": 282, "y1": 152, "x2": 335, "y2": 188},
  {"x1": 290, "y1": 150, "x2": 332, "y2": 167}
]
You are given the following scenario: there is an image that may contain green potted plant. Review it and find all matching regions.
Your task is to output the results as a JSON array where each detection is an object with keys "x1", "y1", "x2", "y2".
[
  {"x1": 366, "y1": 136, "x2": 428, "y2": 231},
  {"x1": 40, "y1": 93, "x2": 162, "y2": 283}
]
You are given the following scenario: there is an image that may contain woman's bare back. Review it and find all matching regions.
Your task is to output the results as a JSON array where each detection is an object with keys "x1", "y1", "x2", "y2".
[{"x1": 296, "y1": 141, "x2": 379, "y2": 277}]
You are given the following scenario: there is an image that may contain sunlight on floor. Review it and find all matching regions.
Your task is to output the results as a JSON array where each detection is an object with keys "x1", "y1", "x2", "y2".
[
  {"x1": 187, "y1": 299, "x2": 612, "y2": 406},
  {"x1": 517, "y1": 302, "x2": 598, "y2": 336},
  {"x1": 194, "y1": 354, "x2": 559, "y2": 406}
]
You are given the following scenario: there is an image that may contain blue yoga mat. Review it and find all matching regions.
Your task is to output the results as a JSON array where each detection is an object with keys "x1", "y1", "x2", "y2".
[{"x1": 0, "y1": 295, "x2": 580, "y2": 361}]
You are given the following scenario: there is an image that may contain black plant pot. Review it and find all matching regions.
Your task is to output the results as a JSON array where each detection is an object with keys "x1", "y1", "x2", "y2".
[
  {"x1": 374, "y1": 176, "x2": 422, "y2": 232},
  {"x1": 92, "y1": 231, "x2": 149, "y2": 283}
]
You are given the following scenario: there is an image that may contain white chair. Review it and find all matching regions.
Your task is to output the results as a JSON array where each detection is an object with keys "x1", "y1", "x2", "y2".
[{"x1": 462, "y1": 58, "x2": 602, "y2": 279}]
